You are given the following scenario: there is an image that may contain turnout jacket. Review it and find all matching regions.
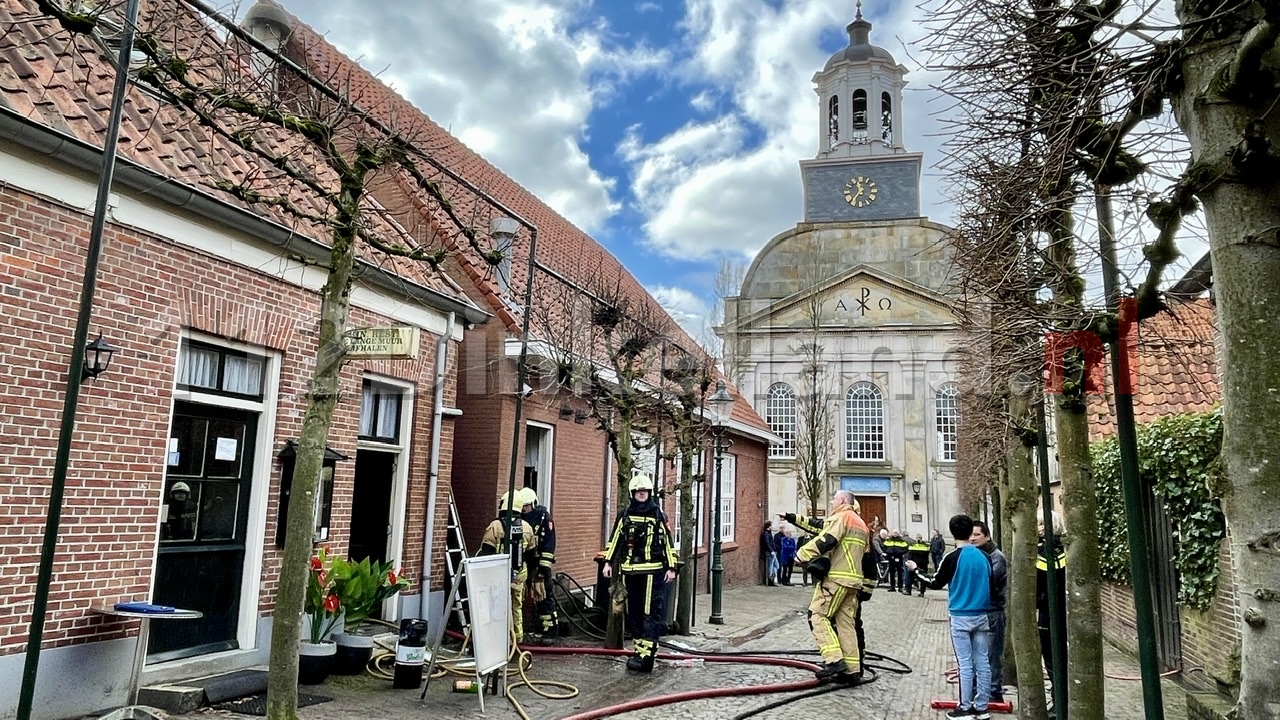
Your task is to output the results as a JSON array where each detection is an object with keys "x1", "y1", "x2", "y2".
[
  {"x1": 603, "y1": 499, "x2": 678, "y2": 574},
  {"x1": 781, "y1": 512, "x2": 823, "y2": 537},
  {"x1": 795, "y1": 501, "x2": 869, "y2": 589},
  {"x1": 1036, "y1": 537, "x2": 1067, "y2": 626},
  {"x1": 522, "y1": 504, "x2": 557, "y2": 572},
  {"x1": 479, "y1": 514, "x2": 537, "y2": 581}
]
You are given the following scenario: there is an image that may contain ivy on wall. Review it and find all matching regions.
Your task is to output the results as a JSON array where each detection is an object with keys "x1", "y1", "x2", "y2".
[{"x1": 1091, "y1": 410, "x2": 1226, "y2": 611}]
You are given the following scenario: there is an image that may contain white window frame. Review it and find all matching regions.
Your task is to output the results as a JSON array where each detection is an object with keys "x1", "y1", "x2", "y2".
[
  {"x1": 765, "y1": 383, "x2": 797, "y2": 459},
  {"x1": 356, "y1": 373, "x2": 414, "y2": 623},
  {"x1": 844, "y1": 381, "x2": 885, "y2": 461},
  {"x1": 935, "y1": 383, "x2": 959, "y2": 462},
  {"x1": 717, "y1": 453, "x2": 737, "y2": 543},
  {"x1": 525, "y1": 421, "x2": 555, "y2": 509},
  {"x1": 672, "y1": 451, "x2": 705, "y2": 550}
]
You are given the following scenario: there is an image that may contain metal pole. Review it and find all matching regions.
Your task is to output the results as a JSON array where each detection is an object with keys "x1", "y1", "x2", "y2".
[
  {"x1": 16, "y1": 2, "x2": 141, "y2": 717},
  {"x1": 708, "y1": 429, "x2": 725, "y2": 625},
  {"x1": 1036, "y1": 400, "x2": 1068, "y2": 719},
  {"x1": 503, "y1": 228, "x2": 539, "y2": 556},
  {"x1": 1097, "y1": 187, "x2": 1165, "y2": 720}
]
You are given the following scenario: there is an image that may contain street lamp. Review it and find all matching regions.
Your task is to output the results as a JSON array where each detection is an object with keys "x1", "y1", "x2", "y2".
[{"x1": 706, "y1": 379, "x2": 734, "y2": 625}]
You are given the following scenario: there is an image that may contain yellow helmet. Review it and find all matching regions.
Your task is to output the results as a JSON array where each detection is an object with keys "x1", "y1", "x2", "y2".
[
  {"x1": 517, "y1": 487, "x2": 539, "y2": 509},
  {"x1": 628, "y1": 472, "x2": 654, "y2": 494},
  {"x1": 498, "y1": 491, "x2": 517, "y2": 513}
]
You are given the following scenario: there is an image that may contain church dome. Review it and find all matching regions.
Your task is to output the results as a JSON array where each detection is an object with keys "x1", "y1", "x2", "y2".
[{"x1": 824, "y1": 15, "x2": 895, "y2": 70}]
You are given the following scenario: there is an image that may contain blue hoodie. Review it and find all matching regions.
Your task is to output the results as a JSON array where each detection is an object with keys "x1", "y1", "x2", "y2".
[{"x1": 920, "y1": 544, "x2": 993, "y2": 616}]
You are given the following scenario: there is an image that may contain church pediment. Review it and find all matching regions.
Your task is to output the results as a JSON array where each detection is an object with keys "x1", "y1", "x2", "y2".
[{"x1": 737, "y1": 265, "x2": 959, "y2": 330}]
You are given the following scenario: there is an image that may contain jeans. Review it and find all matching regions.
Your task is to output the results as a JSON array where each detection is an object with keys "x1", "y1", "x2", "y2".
[
  {"x1": 988, "y1": 610, "x2": 1006, "y2": 699},
  {"x1": 950, "y1": 612, "x2": 992, "y2": 711}
]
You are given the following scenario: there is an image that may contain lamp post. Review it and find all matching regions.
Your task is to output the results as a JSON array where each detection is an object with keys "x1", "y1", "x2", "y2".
[{"x1": 706, "y1": 380, "x2": 734, "y2": 625}]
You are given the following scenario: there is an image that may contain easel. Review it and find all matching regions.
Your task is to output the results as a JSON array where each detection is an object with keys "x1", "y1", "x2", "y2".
[{"x1": 421, "y1": 554, "x2": 511, "y2": 713}]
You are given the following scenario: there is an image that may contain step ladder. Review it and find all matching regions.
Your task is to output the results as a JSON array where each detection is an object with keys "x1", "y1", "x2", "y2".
[{"x1": 443, "y1": 494, "x2": 473, "y2": 645}]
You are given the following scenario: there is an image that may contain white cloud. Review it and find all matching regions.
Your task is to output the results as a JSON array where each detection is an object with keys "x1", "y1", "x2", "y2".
[
  {"x1": 286, "y1": 0, "x2": 628, "y2": 234},
  {"x1": 648, "y1": 285, "x2": 713, "y2": 344}
]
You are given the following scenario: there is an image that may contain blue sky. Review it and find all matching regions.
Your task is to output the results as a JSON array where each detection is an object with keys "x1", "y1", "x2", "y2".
[{"x1": 281, "y1": 0, "x2": 1202, "y2": 343}]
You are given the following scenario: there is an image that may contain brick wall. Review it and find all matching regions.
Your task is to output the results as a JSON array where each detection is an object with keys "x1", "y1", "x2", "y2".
[
  {"x1": 0, "y1": 185, "x2": 456, "y2": 652},
  {"x1": 1099, "y1": 538, "x2": 1241, "y2": 694}
]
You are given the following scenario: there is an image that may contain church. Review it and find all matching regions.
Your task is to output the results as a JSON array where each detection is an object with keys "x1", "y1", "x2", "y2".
[{"x1": 719, "y1": 4, "x2": 963, "y2": 537}]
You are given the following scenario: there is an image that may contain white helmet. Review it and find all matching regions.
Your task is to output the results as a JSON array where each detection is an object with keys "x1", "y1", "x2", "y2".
[
  {"x1": 170, "y1": 481, "x2": 191, "y2": 496},
  {"x1": 498, "y1": 491, "x2": 517, "y2": 513},
  {"x1": 517, "y1": 487, "x2": 539, "y2": 509},
  {"x1": 628, "y1": 472, "x2": 654, "y2": 494}
]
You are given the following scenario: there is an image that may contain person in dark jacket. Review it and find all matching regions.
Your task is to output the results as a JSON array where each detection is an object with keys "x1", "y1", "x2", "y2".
[
  {"x1": 972, "y1": 520, "x2": 1008, "y2": 703},
  {"x1": 906, "y1": 534, "x2": 932, "y2": 596},
  {"x1": 1037, "y1": 511, "x2": 1068, "y2": 713},
  {"x1": 518, "y1": 487, "x2": 558, "y2": 636},
  {"x1": 760, "y1": 521, "x2": 779, "y2": 585},
  {"x1": 777, "y1": 527, "x2": 798, "y2": 586},
  {"x1": 883, "y1": 529, "x2": 908, "y2": 592},
  {"x1": 929, "y1": 529, "x2": 946, "y2": 573}
]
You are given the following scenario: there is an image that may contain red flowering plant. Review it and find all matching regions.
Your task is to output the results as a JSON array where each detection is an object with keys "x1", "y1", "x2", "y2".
[
  {"x1": 331, "y1": 556, "x2": 410, "y2": 632},
  {"x1": 304, "y1": 546, "x2": 342, "y2": 644}
]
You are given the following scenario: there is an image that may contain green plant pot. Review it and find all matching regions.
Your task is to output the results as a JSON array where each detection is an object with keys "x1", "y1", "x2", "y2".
[
  {"x1": 298, "y1": 641, "x2": 336, "y2": 685},
  {"x1": 331, "y1": 631, "x2": 375, "y2": 675}
]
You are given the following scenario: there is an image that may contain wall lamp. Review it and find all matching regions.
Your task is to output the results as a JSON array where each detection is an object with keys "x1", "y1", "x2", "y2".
[
  {"x1": 82, "y1": 334, "x2": 118, "y2": 380},
  {"x1": 911, "y1": 480, "x2": 922, "y2": 501}
]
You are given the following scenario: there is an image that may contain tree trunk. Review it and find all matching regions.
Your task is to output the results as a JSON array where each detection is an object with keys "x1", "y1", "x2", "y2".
[
  {"x1": 996, "y1": 466, "x2": 1017, "y2": 688},
  {"x1": 265, "y1": 220, "x2": 356, "y2": 720},
  {"x1": 1056, "y1": 395, "x2": 1104, "y2": 718},
  {"x1": 1007, "y1": 384, "x2": 1050, "y2": 720},
  {"x1": 675, "y1": 440, "x2": 696, "y2": 634},
  {"x1": 605, "y1": 412, "x2": 635, "y2": 649},
  {"x1": 1171, "y1": 21, "x2": 1280, "y2": 719}
]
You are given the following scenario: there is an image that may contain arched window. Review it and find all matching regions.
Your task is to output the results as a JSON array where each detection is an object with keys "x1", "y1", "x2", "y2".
[
  {"x1": 827, "y1": 95, "x2": 840, "y2": 144},
  {"x1": 765, "y1": 383, "x2": 797, "y2": 459},
  {"x1": 845, "y1": 381, "x2": 884, "y2": 460},
  {"x1": 881, "y1": 92, "x2": 893, "y2": 141},
  {"x1": 935, "y1": 383, "x2": 959, "y2": 461},
  {"x1": 851, "y1": 90, "x2": 868, "y2": 143}
]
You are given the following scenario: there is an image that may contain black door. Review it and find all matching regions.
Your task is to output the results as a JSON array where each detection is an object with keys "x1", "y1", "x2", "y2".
[
  {"x1": 149, "y1": 402, "x2": 256, "y2": 662},
  {"x1": 349, "y1": 450, "x2": 395, "y2": 565}
]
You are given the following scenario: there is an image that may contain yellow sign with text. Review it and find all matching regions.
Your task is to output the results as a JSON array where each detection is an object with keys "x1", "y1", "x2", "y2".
[{"x1": 346, "y1": 326, "x2": 420, "y2": 359}]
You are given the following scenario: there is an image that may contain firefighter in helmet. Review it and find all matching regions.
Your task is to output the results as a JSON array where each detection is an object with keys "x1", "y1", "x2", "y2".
[
  {"x1": 518, "y1": 486, "x2": 559, "y2": 637},
  {"x1": 602, "y1": 472, "x2": 678, "y2": 673},
  {"x1": 796, "y1": 489, "x2": 870, "y2": 685},
  {"x1": 478, "y1": 490, "x2": 537, "y2": 644}
]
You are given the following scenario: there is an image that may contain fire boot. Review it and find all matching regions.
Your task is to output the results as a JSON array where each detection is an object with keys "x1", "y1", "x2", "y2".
[
  {"x1": 626, "y1": 638, "x2": 656, "y2": 673},
  {"x1": 814, "y1": 659, "x2": 848, "y2": 682}
]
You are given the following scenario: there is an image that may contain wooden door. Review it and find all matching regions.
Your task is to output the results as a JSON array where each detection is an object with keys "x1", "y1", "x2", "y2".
[{"x1": 855, "y1": 495, "x2": 886, "y2": 534}]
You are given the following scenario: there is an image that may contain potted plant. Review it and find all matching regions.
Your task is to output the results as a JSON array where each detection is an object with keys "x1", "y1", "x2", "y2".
[
  {"x1": 299, "y1": 546, "x2": 342, "y2": 685},
  {"x1": 330, "y1": 556, "x2": 410, "y2": 675}
]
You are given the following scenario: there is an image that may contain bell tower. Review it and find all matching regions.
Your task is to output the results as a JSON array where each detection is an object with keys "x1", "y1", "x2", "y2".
[{"x1": 801, "y1": 2, "x2": 923, "y2": 222}]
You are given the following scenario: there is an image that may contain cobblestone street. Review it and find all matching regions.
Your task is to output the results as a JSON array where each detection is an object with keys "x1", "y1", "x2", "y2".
[{"x1": 172, "y1": 582, "x2": 1190, "y2": 720}]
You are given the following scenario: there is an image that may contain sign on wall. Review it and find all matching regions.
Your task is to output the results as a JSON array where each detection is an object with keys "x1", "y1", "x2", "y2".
[{"x1": 345, "y1": 326, "x2": 420, "y2": 359}]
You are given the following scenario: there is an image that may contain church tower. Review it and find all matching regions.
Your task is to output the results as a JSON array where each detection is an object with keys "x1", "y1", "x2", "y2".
[{"x1": 801, "y1": 2, "x2": 922, "y2": 223}]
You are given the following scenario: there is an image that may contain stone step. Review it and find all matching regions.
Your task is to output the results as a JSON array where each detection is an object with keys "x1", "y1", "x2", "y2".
[{"x1": 137, "y1": 668, "x2": 268, "y2": 714}]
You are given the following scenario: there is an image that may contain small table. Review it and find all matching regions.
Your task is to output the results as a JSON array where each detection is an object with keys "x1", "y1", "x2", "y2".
[{"x1": 90, "y1": 603, "x2": 203, "y2": 720}]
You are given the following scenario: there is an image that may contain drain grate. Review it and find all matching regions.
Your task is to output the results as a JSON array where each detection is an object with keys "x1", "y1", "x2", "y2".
[{"x1": 213, "y1": 691, "x2": 333, "y2": 716}]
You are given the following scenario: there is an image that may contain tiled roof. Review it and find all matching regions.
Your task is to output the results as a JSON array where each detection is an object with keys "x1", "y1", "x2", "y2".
[
  {"x1": 257, "y1": 1, "x2": 773, "y2": 435},
  {"x1": 1089, "y1": 298, "x2": 1220, "y2": 438},
  {"x1": 0, "y1": 0, "x2": 473, "y2": 306}
]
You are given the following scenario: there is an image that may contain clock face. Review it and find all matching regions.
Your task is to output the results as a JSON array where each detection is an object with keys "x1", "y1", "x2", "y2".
[{"x1": 843, "y1": 175, "x2": 879, "y2": 208}]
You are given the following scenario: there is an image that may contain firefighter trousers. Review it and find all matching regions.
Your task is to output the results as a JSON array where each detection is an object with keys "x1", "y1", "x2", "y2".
[{"x1": 808, "y1": 579, "x2": 861, "y2": 672}]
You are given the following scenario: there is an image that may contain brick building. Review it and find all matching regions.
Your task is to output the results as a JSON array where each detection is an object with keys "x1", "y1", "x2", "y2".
[{"x1": 0, "y1": 2, "x2": 774, "y2": 717}]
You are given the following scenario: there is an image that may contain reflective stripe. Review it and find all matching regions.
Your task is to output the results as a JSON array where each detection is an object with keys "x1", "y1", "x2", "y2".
[{"x1": 1036, "y1": 552, "x2": 1068, "y2": 571}]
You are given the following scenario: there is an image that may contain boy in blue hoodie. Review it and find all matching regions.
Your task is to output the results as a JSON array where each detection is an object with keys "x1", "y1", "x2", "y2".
[{"x1": 909, "y1": 514, "x2": 992, "y2": 720}]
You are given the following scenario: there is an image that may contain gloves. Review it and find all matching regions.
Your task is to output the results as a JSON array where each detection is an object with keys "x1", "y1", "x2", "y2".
[{"x1": 858, "y1": 589, "x2": 873, "y2": 602}]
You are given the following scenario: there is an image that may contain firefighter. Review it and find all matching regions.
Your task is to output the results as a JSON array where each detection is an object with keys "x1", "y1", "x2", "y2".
[
  {"x1": 477, "y1": 490, "x2": 537, "y2": 644},
  {"x1": 795, "y1": 489, "x2": 870, "y2": 685},
  {"x1": 602, "y1": 472, "x2": 678, "y2": 673},
  {"x1": 518, "y1": 487, "x2": 559, "y2": 637},
  {"x1": 906, "y1": 534, "x2": 932, "y2": 596},
  {"x1": 783, "y1": 509, "x2": 879, "y2": 666}
]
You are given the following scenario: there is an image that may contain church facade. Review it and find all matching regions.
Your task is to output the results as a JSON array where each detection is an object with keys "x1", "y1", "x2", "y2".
[{"x1": 719, "y1": 6, "x2": 963, "y2": 538}]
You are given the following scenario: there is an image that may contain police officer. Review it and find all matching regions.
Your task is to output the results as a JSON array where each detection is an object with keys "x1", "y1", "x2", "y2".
[
  {"x1": 906, "y1": 534, "x2": 932, "y2": 596},
  {"x1": 602, "y1": 473, "x2": 678, "y2": 673},
  {"x1": 518, "y1": 487, "x2": 558, "y2": 638},
  {"x1": 796, "y1": 489, "x2": 870, "y2": 685},
  {"x1": 883, "y1": 529, "x2": 909, "y2": 592},
  {"x1": 478, "y1": 491, "x2": 537, "y2": 644}
]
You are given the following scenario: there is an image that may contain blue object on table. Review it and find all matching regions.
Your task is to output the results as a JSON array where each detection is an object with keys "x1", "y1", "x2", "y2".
[{"x1": 114, "y1": 602, "x2": 176, "y2": 614}]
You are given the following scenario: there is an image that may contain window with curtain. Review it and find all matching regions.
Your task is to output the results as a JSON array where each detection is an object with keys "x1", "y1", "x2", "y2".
[
  {"x1": 845, "y1": 381, "x2": 885, "y2": 461},
  {"x1": 177, "y1": 340, "x2": 265, "y2": 399},
  {"x1": 359, "y1": 379, "x2": 403, "y2": 443},
  {"x1": 765, "y1": 383, "x2": 797, "y2": 459},
  {"x1": 935, "y1": 383, "x2": 959, "y2": 461}
]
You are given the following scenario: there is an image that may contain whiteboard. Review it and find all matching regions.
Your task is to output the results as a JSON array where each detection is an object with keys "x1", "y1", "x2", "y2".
[{"x1": 464, "y1": 554, "x2": 511, "y2": 675}]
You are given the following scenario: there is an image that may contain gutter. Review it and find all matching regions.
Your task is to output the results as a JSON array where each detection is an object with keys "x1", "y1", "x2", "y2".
[
  {"x1": 0, "y1": 107, "x2": 491, "y2": 327},
  {"x1": 420, "y1": 312, "x2": 455, "y2": 620}
]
